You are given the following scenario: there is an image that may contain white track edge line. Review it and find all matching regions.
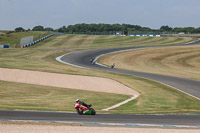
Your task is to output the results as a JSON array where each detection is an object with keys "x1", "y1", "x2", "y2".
[{"x1": 102, "y1": 95, "x2": 139, "y2": 111}]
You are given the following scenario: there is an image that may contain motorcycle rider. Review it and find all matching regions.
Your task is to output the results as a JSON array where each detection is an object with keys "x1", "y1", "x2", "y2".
[
  {"x1": 111, "y1": 62, "x2": 115, "y2": 68},
  {"x1": 76, "y1": 99, "x2": 91, "y2": 109}
]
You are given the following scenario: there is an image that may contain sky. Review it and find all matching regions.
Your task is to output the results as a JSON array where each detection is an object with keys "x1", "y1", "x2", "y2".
[{"x1": 0, "y1": 0, "x2": 200, "y2": 30}]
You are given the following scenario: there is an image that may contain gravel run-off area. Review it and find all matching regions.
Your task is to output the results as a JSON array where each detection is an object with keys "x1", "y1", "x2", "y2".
[{"x1": 0, "y1": 124, "x2": 200, "y2": 133}]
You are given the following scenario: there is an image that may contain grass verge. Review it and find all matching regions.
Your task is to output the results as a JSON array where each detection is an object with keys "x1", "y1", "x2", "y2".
[
  {"x1": 109, "y1": 76, "x2": 200, "y2": 114},
  {"x1": 0, "y1": 80, "x2": 129, "y2": 111}
]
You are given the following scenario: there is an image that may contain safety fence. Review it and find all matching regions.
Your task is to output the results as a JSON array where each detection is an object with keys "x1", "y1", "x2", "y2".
[{"x1": 21, "y1": 33, "x2": 64, "y2": 48}]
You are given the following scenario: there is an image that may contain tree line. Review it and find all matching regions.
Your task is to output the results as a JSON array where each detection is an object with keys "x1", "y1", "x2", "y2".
[
  {"x1": 15, "y1": 26, "x2": 54, "y2": 32},
  {"x1": 15, "y1": 24, "x2": 200, "y2": 34}
]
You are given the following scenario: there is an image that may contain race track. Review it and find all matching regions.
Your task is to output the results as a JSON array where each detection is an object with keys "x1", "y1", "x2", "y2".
[
  {"x1": 0, "y1": 110, "x2": 200, "y2": 128},
  {"x1": 0, "y1": 40, "x2": 200, "y2": 128},
  {"x1": 60, "y1": 42, "x2": 200, "y2": 100}
]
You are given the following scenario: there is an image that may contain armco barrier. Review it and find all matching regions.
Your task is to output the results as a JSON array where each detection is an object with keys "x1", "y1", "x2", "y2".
[
  {"x1": 22, "y1": 33, "x2": 64, "y2": 48},
  {"x1": 0, "y1": 45, "x2": 9, "y2": 48}
]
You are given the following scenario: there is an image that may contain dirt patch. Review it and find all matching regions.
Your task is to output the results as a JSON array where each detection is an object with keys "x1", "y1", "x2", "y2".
[
  {"x1": 0, "y1": 68, "x2": 139, "y2": 96},
  {"x1": 0, "y1": 124, "x2": 199, "y2": 133}
]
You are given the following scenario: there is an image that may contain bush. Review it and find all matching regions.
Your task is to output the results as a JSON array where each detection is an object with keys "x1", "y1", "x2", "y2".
[{"x1": 15, "y1": 27, "x2": 25, "y2": 32}]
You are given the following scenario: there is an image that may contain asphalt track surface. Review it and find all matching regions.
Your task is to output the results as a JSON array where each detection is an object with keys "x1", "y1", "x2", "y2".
[
  {"x1": 0, "y1": 110, "x2": 200, "y2": 128},
  {"x1": 1, "y1": 40, "x2": 200, "y2": 128}
]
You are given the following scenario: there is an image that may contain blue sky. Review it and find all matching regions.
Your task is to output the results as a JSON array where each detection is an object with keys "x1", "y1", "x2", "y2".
[{"x1": 0, "y1": 0, "x2": 200, "y2": 30}]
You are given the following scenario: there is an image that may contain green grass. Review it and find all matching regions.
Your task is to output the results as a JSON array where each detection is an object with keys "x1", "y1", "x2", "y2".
[
  {"x1": 0, "y1": 80, "x2": 129, "y2": 111},
  {"x1": 31, "y1": 34, "x2": 198, "y2": 50},
  {"x1": 0, "y1": 31, "x2": 49, "y2": 48},
  {"x1": 111, "y1": 77, "x2": 200, "y2": 114},
  {"x1": 0, "y1": 33, "x2": 200, "y2": 114}
]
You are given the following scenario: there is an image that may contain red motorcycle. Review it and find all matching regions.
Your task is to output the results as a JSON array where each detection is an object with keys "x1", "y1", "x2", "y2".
[{"x1": 75, "y1": 103, "x2": 96, "y2": 115}]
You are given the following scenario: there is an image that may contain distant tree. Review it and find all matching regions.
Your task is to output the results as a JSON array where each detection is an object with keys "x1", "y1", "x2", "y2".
[
  {"x1": 58, "y1": 26, "x2": 67, "y2": 32},
  {"x1": 56, "y1": 23, "x2": 200, "y2": 34},
  {"x1": 88, "y1": 24, "x2": 97, "y2": 32},
  {"x1": 111, "y1": 24, "x2": 123, "y2": 31},
  {"x1": 160, "y1": 25, "x2": 173, "y2": 31},
  {"x1": 141, "y1": 27, "x2": 151, "y2": 31},
  {"x1": 173, "y1": 27, "x2": 195, "y2": 33},
  {"x1": 173, "y1": 27, "x2": 183, "y2": 33},
  {"x1": 44, "y1": 27, "x2": 54, "y2": 31},
  {"x1": 32, "y1": 25, "x2": 44, "y2": 31},
  {"x1": 15, "y1": 27, "x2": 25, "y2": 32},
  {"x1": 194, "y1": 27, "x2": 200, "y2": 33},
  {"x1": 182, "y1": 27, "x2": 195, "y2": 33},
  {"x1": 55, "y1": 23, "x2": 200, "y2": 34}
]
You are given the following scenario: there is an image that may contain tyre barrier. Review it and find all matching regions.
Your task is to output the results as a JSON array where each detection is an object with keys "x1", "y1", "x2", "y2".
[
  {"x1": 0, "y1": 44, "x2": 9, "y2": 48},
  {"x1": 129, "y1": 35, "x2": 160, "y2": 37},
  {"x1": 21, "y1": 33, "x2": 64, "y2": 48}
]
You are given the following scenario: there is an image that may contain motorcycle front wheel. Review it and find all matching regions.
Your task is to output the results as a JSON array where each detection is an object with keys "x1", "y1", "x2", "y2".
[{"x1": 76, "y1": 109, "x2": 83, "y2": 115}]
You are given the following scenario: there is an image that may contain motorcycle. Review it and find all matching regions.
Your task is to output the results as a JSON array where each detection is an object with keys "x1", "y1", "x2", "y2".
[
  {"x1": 111, "y1": 63, "x2": 115, "y2": 68},
  {"x1": 75, "y1": 103, "x2": 96, "y2": 115}
]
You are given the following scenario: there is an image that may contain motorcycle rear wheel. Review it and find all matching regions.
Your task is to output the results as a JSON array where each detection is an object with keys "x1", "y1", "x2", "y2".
[{"x1": 91, "y1": 108, "x2": 96, "y2": 115}]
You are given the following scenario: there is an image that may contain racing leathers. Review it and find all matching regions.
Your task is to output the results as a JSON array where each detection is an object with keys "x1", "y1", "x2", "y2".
[
  {"x1": 79, "y1": 100, "x2": 90, "y2": 108},
  {"x1": 75, "y1": 100, "x2": 91, "y2": 111}
]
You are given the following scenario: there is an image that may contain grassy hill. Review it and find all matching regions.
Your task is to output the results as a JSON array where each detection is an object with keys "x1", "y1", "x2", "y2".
[
  {"x1": 98, "y1": 45, "x2": 200, "y2": 81},
  {"x1": 32, "y1": 34, "x2": 197, "y2": 50},
  {"x1": 0, "y1": 31, "x2": 49, "y2": 48}
]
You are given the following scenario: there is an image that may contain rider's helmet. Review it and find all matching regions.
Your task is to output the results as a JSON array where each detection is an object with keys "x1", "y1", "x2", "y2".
[{"x1": 76, "y1": 99, "x2": 80, "y2": 103}]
